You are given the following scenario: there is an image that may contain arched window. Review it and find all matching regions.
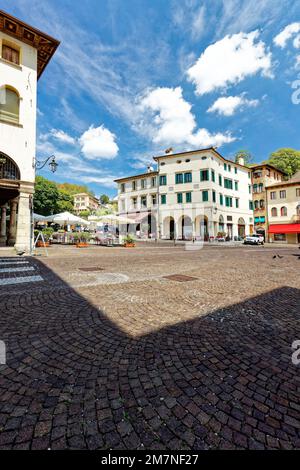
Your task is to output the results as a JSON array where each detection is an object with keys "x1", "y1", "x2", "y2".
[
  {"x1": 271, "y1": 207, "x2": 278, "y2": 217},
  {"x1": 260, "y1": 200, "x2": 265, "y2": 209},
  {"x1": 0, "y1": 86, "x2": 20, "y2": 124},
  {"x1": 297, "y1": 205, "x2": 300, "y2": 216},
  {"x1": 280, "y1": 207, "x2": 287, "y2": 217},
  {"x1": 0, "y1": 152, "x2": 20, "y2": 180},
  {"x1": 254, "y1": 200, "x2": 259, "y2": 209},
  {"x1": 253, "y1": 184, "x2": 258, "y2": 193}
]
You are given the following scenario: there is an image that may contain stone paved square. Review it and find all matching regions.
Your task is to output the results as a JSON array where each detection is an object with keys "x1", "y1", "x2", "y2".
[{"x1": 0, "y1": 243, "x2": 299, "y2": 450}]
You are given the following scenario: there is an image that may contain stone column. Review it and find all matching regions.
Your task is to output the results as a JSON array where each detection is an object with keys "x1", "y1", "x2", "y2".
[
  {"x1": 0, "y1": 205, "x2": 7, "y2": 246},
  {"x1": 7, "y1": 198, "x2": 18, "y2": 246},
  {"x1": 15, "y1": 190, "x2": 32, "y2": 254}
]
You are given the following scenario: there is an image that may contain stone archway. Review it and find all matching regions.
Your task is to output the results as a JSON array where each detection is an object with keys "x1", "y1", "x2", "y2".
[
  {"x1": 163, "y1": 216, "x2": 175, "y2": 240},
  {"x1": 178, "y1": 215, "x2": 193, "y2": 240},
  {"x1": 195, "y1": 215, "x2": 208, "y2": 240},
  {"x1": 0, "y1": 153, "x2": 21, "y2": 247}
]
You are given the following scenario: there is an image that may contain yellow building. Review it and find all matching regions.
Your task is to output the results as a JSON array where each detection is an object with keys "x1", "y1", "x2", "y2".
[
  {"x1": 73, "y1": 193, "x2": 99, "y2": 214},
  {"x1": 266, "y1": 171, "x2": 300, "y2": 244},
  {"x1": 251, "y1": 164, "x2": 285, "y2": 239}
]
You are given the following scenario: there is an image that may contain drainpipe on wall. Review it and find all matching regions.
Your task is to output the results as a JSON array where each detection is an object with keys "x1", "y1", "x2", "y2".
[{"x1": 156, "y1": 160, "x2": 160, "y2": 243}]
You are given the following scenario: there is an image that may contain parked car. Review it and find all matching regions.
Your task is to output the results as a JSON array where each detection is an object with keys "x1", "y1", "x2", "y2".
[{"x1": 244, "y1": 234, "x2": 264, "y2": 245}]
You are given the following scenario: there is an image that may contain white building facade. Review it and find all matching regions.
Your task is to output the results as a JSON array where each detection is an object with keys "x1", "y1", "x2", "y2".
[
  {"x1": 0, "y1": 10, "x2": 59, "y2": 252},
  {"x1": 115, "y1": 148, "x2": 254, "y2": 241}
]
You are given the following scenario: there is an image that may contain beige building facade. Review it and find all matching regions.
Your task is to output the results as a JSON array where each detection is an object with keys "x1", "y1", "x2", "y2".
[
  {"x1": 267, "y1": 171, "x2": 300, "y2": 244},
  {"x1": 115, "y1": 148, "x2": 254, "y2": 241},
  {"x1": 251, "y1": 164, "x2": 285, "y2": 238},
  {"x1": 0, "y1": 10, "x2": 59, "y2": 252},
  {"x1": 73, "y1": 193, "x2": 100, "y2": 214}
]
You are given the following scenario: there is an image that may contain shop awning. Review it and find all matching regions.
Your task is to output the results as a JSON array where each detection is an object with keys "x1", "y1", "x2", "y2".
[{"x1": 269, "y1": 224, "x2": 300, "y2": 234}]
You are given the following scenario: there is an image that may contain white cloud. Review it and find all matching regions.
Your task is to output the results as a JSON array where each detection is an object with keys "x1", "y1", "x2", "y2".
[
  {"x1": 187, "y1": 31, "x2": 273, "y2": 95},
  {"x1": 79, "y1": 125, "x2": 119, "y2": 160},
  {"x1": 139, "y1": 86, "x2": 235, "y2": 148},
  {"x1": 50, "y1": 129, "x2": 76, "y2": 145},
  {"x1": 274, "y1": 22, "x2": 300, "y2": 48},
  {"x1": 207, "y1": 94, "x2": 259, "y2": 116}
]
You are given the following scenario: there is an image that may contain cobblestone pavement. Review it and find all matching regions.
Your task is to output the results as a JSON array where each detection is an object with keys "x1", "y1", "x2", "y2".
[{"x1": 0, "y1": 244, "x2": 299, "y2": 450}]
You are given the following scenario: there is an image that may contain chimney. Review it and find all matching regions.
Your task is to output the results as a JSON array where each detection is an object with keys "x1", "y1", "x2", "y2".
[{"x1": 237, "y1": 156, "x2": 245, "y2": 166}]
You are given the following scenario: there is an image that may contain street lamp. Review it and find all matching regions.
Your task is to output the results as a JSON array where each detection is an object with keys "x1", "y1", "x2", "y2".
[{"x1": 34, "y1": 155, "x2": 58, "y2": 173}]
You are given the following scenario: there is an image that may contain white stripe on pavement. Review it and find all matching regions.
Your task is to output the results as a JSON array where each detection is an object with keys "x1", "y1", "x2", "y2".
[
  {"x1": 0, "y1": 275, "x2": 43, "y2": 286},
  {"x1": 0, "y1": 267, "x2": 35, "y2": 273},
  {"x1": 0, "y1": 261, "x2": 30, "y2": 266}
]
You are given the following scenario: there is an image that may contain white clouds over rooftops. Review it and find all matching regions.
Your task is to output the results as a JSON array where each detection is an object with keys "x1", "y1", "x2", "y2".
[
  {"x1": 79, "y1": 125, "x2": 119, "y2": 160},
  {"x1": 139, "y1": 86, "x2": 235, "y2": 148},
  {"x1": 207, "y1": 95, "x2": 259, "y2": 116},
  {"x1": 274, "y1": 22, "x2": 300, "y2": 48},
  {"x1": 187, "y1": 31, "x2": 273, "y2": 95}
]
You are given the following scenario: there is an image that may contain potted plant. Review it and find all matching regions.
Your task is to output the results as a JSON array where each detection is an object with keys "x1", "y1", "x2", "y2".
[
  {"x1": 123, "y1": 234, "x2": 135, "y2": 248},
  {"x1": 76, "y1": 232, "x2": 91, "y2": 248}
]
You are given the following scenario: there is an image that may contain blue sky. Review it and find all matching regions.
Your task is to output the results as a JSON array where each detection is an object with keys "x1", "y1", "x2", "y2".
[{"x1": 2, "y1": 0, "x2": 300, "y2": 197}]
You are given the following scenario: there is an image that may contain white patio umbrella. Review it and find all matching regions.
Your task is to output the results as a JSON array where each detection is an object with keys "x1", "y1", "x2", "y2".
[
  {"x1": 33, "y1": 213, "x2": 48, "y2": 222},
  {"x1": 89, "y1": 214, "x2": 134, "y2": 224},
  {"x1": 45, "y1": 212, "x2": 90, "y2": 225}
]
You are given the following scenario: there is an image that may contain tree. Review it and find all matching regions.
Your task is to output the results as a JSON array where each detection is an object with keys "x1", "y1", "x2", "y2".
[
  {"x1": 56, "y1": 189, "x2": 74, "y2": 213},
  {"x1": 34, "y1": 176, "x2": 59, "y2": 215},
  {"x1": 235, "y1": 150, "x2": 253, "y2": 165},
  {"x1": 56, "y1": 182, "x2": 94, "y2": 197},
  {"x1": 100, "y1": 194, "x2": 110, "y2": 205},
  {"x1": 267, "y1": 148, "x2": 300, "y2": 178}
]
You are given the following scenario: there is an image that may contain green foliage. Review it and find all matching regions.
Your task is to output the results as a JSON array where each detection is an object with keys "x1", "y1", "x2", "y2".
[
  {"x1": 267, "y1": 148, "x2": 300, "y2": 178},
  {"x1": 34, "y1": 176, "x2": 59, "y2": 216},
  {"x1": 79, "y1": 210, "x2": 91, "y2": 219},
  {"x1": 123, "y1": 234, "x2": 135, "y2": 244},
  {"x1": 42, "y1": 227, "x2": 54, "y2": 241},
  {"x1": 235, "y1": 150, "x2": 253, "y2": 165},
  {"x1": 56, "y1": 189, "x2": 74, "y2": 213},
  {"x1": 34, "y1": 177, "x2": 96, "y2": 216},
  {"x1": 100, "y1": 194, "x2": 110, "y2": 205},
  {"x1": 56, "y1": 182, "x2": 94, "y2": 197}
]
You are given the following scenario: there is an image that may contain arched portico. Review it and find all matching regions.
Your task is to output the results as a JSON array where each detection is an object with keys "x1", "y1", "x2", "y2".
[
  {"x1": 178, "y1": 215, "x2": 193, "y2": 240},
  {"x1": 163, "y1": 216, "x2": 175, "y2": 240},
  {"x1": 195, "y1": 215, "x2": 208, "y2": 240},
  {"x1": 0, "y1": 152, "x2": 33, "y2": 252}
]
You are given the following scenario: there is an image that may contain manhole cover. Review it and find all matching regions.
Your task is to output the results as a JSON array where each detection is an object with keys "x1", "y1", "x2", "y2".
[
  {"x1": 78, "y1": 267, "x2": 104, "y2": 272},
  {"x1": 164, "y1": 274, "x2": 198, "y2": 282}
]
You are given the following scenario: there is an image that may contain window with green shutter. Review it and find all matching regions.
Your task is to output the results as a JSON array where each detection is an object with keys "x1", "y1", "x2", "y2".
[
  {"x1": 224, "y1": 178, "x2": 233, "y2": 190},
  {"x1": 202, "y1": 190, "x2": 209, "y2": 202},
  {"x1": 160, "y1": 175, "x2": 167, "y2": 186},
  {"x1": 235, "y1": 198, "x2": 239, "y2": 208},
  {"x1": 225, "y1": 196, "x2": 233, "y2": 207},
  {"x1": 219, "y1": 175, "x2": 222, "y2": 186},
  {"x1": 177, "y1": 193, "x2": 183, "y2": 204},
  {"x1": 235, "y1": 181, "x2": 238, "y2": 191},
  {"x1": 184, "y1": 172, "x2": 192, "y2": 183},
  {"x1": 235, "y1": 167, "x2": 238, "y2": 174},
  {"x1": 200, "y1": 170, "x2": 209, "y2": 181},
  {"x1": 219, "y1": 194, "x2": 224, "y2": 205},
  {"x1": 213, "y1": 191, "x2": 216, "y2": 203},
  {"x1": 211, "y1": 170, "x2": 215, "y2": 182},
  {"x1": 186, "y1": 192, "x2": 192, "y2": 203},
  {"x1": 175, "y1": 173, "x2": 183, "y2": 184},
  {"x1": 249, "y1": 201, "x2": 254, "y2": 210},
  {"x1": 161, "y1": 194, "x2": 166, "y2": 205}
]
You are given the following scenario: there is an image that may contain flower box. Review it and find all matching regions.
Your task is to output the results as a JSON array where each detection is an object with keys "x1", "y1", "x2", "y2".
[{"x1": 76, "y1": 243, "x2": 89, "y2": 248}]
